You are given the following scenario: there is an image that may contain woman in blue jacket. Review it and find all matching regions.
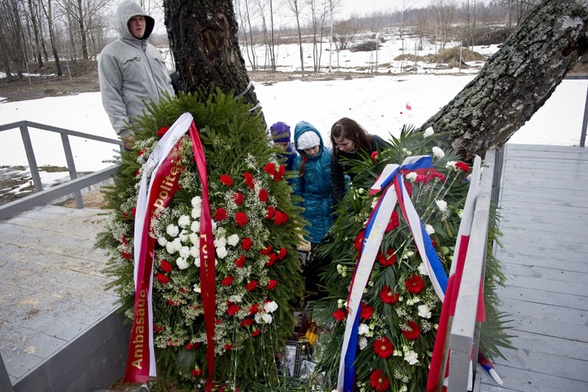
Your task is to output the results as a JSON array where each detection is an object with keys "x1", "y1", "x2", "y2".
[{"x1": 292, "y1": 121, "x2": 334, "y2": 250}]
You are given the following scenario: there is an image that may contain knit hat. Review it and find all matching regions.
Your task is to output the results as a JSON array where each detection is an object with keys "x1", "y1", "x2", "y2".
[
  {"x1": 270, "y1": 122, "x2": 291, "y2": 143},
  {"x1": 297, "y1": 131, "x2": 321, "y2": 150}
]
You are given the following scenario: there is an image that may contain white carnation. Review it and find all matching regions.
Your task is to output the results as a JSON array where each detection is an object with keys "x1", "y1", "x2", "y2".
[
  {"x1": 179, "y1": 246, "x2": 191, "y2": 258},
  {"x1": 194, "y1": 256, "x2": 201, "y2": 268},
  {"x1": 176, "y1": 257, "x2": 189, "y2": 270},
  {"x1": 425, "y1": 224, "x2": 435, "y2": 235},
  {"x1": 417, "y1": 263, "x2": 429, "y2": 276},
  {"x1": 227, "y1": 234, "x2": 239, "y2": 247},
  {"x1": 404, "y1": 350, "x2": 419, "y2": 365},
  {"x1": 435, "y1": 199, "x2": 448, "y2": 212},
  {"x1": 190, "y1": 220, "x2": 200, "y2": 233},
  {"x1": 191, "y1": 208, "x2": 201, "y2": 220},
  {"x1": 423, "y1": 127, "x2": 434, "y2": 138},
  {"x1": 189, "y1": 233, "x2": 199, "y2": 245},
  {"x1": 263, "y1": 300, "x2": 278, "y2": 313},
  {"x1": 405, "y1": 172, "x2": 417, "y2": 182},
  {"x1": 157, "y1": 237, "x2": 168, "y2": 247},
  {"x1": 418, "y1": 304, "x2": 432, "y2": 319},
  {"x1": 358, "y1": 337, "x2": 368, "y2": 350},
  {"x1": 178, "y1": 215, "x2": 191, "y2": 228},
  {"x1": 432, "y1": 146, "x2": 445, "y2": 158},
  {"x1": 358, "y1": 323, "x2": 370, "y2": 336},
  {"x1": 166, "y1": 241, "x2": 177, "y2": 254},
  {"x1": 214, "y1": 236, "x2": 227, "y2": 248},
  {"x1": 193, "y1": 284, "x2": 201, "y2": 293},
  {"x1": 191, "y1": 196, "x2": 202, "y2": 209},
  {"x1": 216, "y1": 247, "x2": 228, "y2": 259},
  {"x1": 166, "y1": 224, "x2": 179, "y2": 237},
  {"x1": 189, "y1": 245, "x2": 199, "y2": 258}
]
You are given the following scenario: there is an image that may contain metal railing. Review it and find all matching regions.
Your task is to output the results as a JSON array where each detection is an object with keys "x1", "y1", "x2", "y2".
[{"x1": 0, "y1": 120, "x2": 123, "y2": 221}]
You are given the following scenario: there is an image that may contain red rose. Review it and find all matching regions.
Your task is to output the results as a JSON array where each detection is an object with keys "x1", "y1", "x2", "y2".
[
  {"x1": 243, "y1": 172, "x2": 255, "y2": 189},
  {"x1": 235, "y1": 255, "x2": 246, "y2": 268},
  {"x1": 235, "y1": 211, "x2": 248, "y2": 227},
  {"x1": 242, "y1": 237, "x2": 253, "y2": 250},
  {"x1": 227, "y1": 303, "x2": 240, "y2": 316},
  {"x1": 402, "y1": 320, "x2": 421, "y2": 340},
  {"x1": 258, "y1": 189, "x2": 269, "y2": 202},
  {"x1": 456, "y1": 161, "x2": 470, "y2": 172},
  {"x1": 214, "y1": 207, "x2": 227, "y2": 221},
  {"x1": 221, "y1": 276, "x2": 234, "y2": 286},
  {"x1": 245, "y1": 280, "x2": 258, "y2": 291},
  {"x1": 379, "y1": 286, "x2": 400, "y2": 304},
  {"x1": 373, "y1": 336, "x2": 394, "y2": 359},
  {"x1": 160, "y1": 259, "x2": 173, "y2": 272},
  {"x1": 232, "y1": 192, "x2": 244, "y2": 205},
  {"x1": 405, "y1": 274, "x2": 425, "y2": 294},
  {"x1": 263, "y1": 162, "x2": 277, "y2": 176},
  {"x1": 333, "y1": 308, "x2": 347, "y2": 321},
  {"x1": 220, "y1": 174, "x2": 233, "y2": 186},
  {"x1": 377, "y1": 248, "x2": 397, "y2": 267},
  {"x1": 370, "y1": 369, "x2": 390, "y2": 391},
  {"x1": 267, "y1": 279, "x2": 278, "y2": 290},
  {"x1": 360, "y1": 303, "x2": 374, "y2": 320},
  {"x1": 157, "y1": 126, "x2": 170, "y2": 138},
  {"x1": 156, "y1": 273, "x2": 169, "y2": 284}
]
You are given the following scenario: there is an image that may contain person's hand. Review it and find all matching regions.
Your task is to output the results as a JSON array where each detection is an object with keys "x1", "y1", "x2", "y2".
[{"x1": 122, "y1": 134, "x2": 136, "y2": 150}]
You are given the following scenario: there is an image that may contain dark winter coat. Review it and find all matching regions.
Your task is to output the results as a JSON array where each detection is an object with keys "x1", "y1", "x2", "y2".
[
  {"x1": 292, "y1": 122, "x2": 334, "y2": 245},
  {"x1": 97, "y1": 0, "x2": 174, "y2": 138},
  {"x1": 331, "y1": 134, "x2": 389, "y2": 206}
]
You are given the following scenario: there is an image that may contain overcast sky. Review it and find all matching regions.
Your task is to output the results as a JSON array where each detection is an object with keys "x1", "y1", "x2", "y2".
[{"x1": 338, "y1": 0, "x2": 434, "y2": 17}]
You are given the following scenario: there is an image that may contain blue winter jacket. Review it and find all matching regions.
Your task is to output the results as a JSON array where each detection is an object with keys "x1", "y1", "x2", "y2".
[{"x1": 292, "y1": 121, "x2": 334, "y2": 244}]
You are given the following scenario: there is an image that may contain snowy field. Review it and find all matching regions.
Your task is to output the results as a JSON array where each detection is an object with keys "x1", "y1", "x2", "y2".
[{"x1": 0, "y1": 33, "x2": 587, "y2": 187}]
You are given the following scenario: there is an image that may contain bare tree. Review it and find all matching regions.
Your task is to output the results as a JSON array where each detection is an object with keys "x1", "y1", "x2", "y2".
[
  {"x1": 419, "y1": 0, "x2": 588, "y2": 160},
  {"x1": 284, "y1": 0, "x2": 306, "y2": 73},
  {"x1": 26, "y1": 0, "x2": 44, "y2": 67},
  {"x1": 234, "y1": 0, "x2": 259, "y2": 71},
  {"x1": 39, "y1": 0, "x2": 63, "y2": 76}
]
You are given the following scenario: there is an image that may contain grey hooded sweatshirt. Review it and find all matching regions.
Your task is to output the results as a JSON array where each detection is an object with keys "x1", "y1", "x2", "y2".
[{"x1": 98, "y1": 0, "x2": 174, "y2": 138}]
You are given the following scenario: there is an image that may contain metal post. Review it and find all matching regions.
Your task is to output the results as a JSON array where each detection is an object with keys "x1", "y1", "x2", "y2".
[
  {"x1": 60, "y1": 133, "x2": 83, "y2": 208},
  {"x1": 19, "y1": 123, "x2": 43, "y2": 192},
  {"x1": 580, "y1": 84, "x2": 588, "y2": 147}
]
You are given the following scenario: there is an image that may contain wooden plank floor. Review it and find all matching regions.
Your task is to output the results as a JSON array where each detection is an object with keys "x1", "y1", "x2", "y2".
[
  {"x1": 0, "y1": 205, "x2": 119, "y2": 388},
  {"x1": 475, "y1": 144, "x2": 588, "y2": 392}
]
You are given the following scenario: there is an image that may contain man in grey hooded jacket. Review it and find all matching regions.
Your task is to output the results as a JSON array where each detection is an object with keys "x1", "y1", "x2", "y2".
[{"x1": 98, "y1": 0, "x2": 174, "y2": 148}]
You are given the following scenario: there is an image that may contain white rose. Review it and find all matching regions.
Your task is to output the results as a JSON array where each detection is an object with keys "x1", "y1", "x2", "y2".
[
  {"x1": 432, "y1": 146, "x2": 445, "y2": 158},
  {"x1": 178, "y1": 215, "x2": 191, "y2": 228},
  {"x1": 166, "y1": 224, "x2": 179, "y2": 237},
  {"x1": 418, "y1": 304, "x2": 432, "y2": 319}
]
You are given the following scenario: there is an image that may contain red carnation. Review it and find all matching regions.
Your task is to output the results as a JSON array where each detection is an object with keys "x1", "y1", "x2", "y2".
[
  {"x1": 235, "y1": 211, "x2": 249, "y2": 227},
  {"x1": 240, "y1": 318, "x2": 253, "y2": 327},
  {"x1": 263, "y1": 162, "x2": 277, "y2": 176},
  {"x1": 221, "y1": 276, "x2": 234, "y2": 286},
  {"x1": 456, "y1": 161, "x2": 470, "y2": 172},
  {"x1": 156, "y1": 272, "x2": 169, "y2": 284},
  {"x1": 431, "y1": 170, "x2": 446, "y2": 182},
  {"x1": 243, "y1": 172, "x2": 255, "y2": 189},
  {"x1": 405, "y1": 274, "x2": 425, "y2": 294},
  {"x1": 122, "y1": 250, "x2": 132, "y2": 260},
  {"x1": 277, "y1": 247, "x2": 287, "y2": 260},
  {"x1": 354, "y1": 231, "x2": 365, "y2": 252},
  {"x1": 214, "y1": 207, "x2": 227, "y2": 221},
  {"x1": 402, "y1": 320, "x2": 421, "y2": 340},
  {"x1": 370, "y1": 369, "x2": 390, "y2": 391},
  {"x1": 232, "y1": 192, "x2": 244, "y2": 205},
  {"x1": 191, "y1": 368, "x2": 203, "y2": 377},
  {"x1": 360, "y1": 303, "x2": 374, "y2": 320},
  {"x1": 235, "y1": 255, "x2": 246, "y2": 268},
  {"x1": 220, "y1": 174, "x2": 233, "y2": 186},
  {"x1": 260, "y1": 246, "x2": 273, "y2": 255},
  {"x1": 153, "y1": 324, "x2": 165, "y2": 333},
  {"x1": 160, "y1": 259, "x2": 173, "y2": 272},
  {"x1": 267, "y1": 279, "x2": 278, "y2": 290},
  {"x1": 266, "y1": 206, "x2": 275, "y2": 219},
  {"x1": 186, "y1": 342, "x2": 199, "y2": 350},
  {"x1": 259, "y1": 189, "x2": 269, "y2": 202},
  {"x1": 157, "y1": 126, "x2": 170, "y2": 138},
  {"x1": 274, "y1": 165, "x2": 285, "y2": 181},
  {"x1": 380, "y1": 286, "x2": 400, "y2": 304},
  {"x1": 245, "y1": 280, "x2": 258, "y2": 291},
  {"x1": 371, "y1": 151, "x2": 379, "y2": 162},
  {"x1": 377, "y1": 248, "x2": 397, "y2": 267},
  {"x1": 249, "y1": 303, "x2": 259, "y2": 315},
  {"x1": 385, "y1": 211, "x2": 399, "y2": 232},
  {"x1": 373, "y1": 336, "x2": 394, "y2": 359},
  {"x1": 227, "y1": 303, "x2": 240, "y2": 316},
  {"x1": 333, "y1": 308, "x2": 347, "y2": 321},
  {"x1": 242, "y1": 237, "x2": 253, "y2": 250},
  {"x1": 251, "y1": 329, "x2": 261, "y2": 337},
  {"x1": 273, "y1": 210, "x2": 289, "y2": 225},
  {"x1": 265, "y1": 253, "x2": 277, "y2": 267}
]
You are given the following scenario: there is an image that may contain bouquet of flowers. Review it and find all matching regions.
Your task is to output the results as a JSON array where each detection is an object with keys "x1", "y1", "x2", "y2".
[
  {"x1": 311, "y1": 126, "x2": 509, "y2": 392},
  {"x1": 97, "y1": 91, "x2": 306, "y2": 390}
]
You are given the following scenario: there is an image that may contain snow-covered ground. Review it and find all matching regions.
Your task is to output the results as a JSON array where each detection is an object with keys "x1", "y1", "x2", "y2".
[{"x1": 0, "y1": 33, "x2": 586, "y2": 188}]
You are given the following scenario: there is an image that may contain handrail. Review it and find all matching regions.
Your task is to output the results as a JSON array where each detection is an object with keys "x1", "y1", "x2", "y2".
[
  {"x1": 0, "y1": 120, "x2": 123, "y2": 220},
  {"x1": 444, "y1": 149, "x2": 498, "y2": 391}
]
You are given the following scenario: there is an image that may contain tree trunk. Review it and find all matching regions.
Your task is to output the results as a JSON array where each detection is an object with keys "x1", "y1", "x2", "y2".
[
  {"x1": 419, "y1": 0, "x2": 588, "y2": 161},
  {"x1": 163, "y1": 0, "x2": 261, "y2": 114}
]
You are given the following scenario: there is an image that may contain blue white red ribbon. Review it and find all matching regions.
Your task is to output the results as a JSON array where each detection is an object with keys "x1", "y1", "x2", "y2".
[{"x1": 336, "y1": 155, "x2": 448, "y2": 391}]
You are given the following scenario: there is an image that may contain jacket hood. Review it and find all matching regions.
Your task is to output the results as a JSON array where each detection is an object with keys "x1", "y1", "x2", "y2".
[
  {"x1": 293, "y1": 121, "x2": 324, "y2": 152},
  {"x1": 116, "y1": 0, "x2": 155, "y2": 41}
]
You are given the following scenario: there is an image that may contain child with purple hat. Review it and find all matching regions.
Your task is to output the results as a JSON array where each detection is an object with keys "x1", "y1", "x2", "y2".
[{"x1": 270, "y1": 121, "x2": 299, "y2": 172}]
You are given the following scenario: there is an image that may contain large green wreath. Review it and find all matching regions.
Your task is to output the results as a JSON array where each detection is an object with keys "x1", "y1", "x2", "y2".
[{"x1": 97, "y1": 91, "x2": 307, "y2": 390}]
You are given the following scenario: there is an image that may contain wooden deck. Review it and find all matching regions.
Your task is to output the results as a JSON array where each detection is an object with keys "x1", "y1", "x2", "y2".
[
  {"x1": 475, "y1": 144, "x2": 588, "y2": 391},
  {"x1": 0, "y1": 144, "x2": 587, "y2": 391}
]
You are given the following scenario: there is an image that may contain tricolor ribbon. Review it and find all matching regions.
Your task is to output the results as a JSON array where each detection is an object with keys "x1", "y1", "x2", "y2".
[
  {"x1": 336, "y1": 155, "x2": 448, "y2": 391},
  {"x1": 125, "y1": 113, "x2": 216, "y2": 387}
]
